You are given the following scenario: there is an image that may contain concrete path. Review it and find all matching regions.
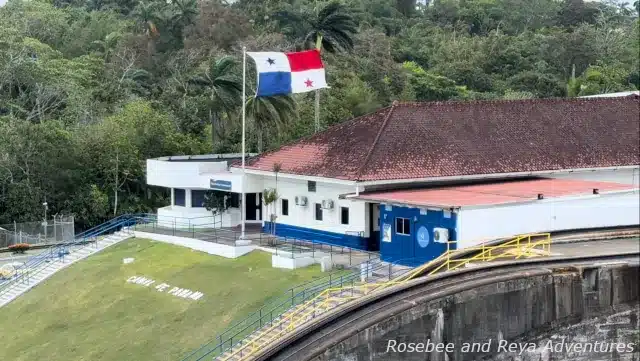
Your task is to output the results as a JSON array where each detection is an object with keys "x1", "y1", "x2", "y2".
[{"x1": 549, "y1": 237, "x2": 639, "y2": 258}]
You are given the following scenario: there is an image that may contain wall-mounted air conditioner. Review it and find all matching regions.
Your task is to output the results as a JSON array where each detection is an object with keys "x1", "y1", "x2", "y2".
[
  {"x1": 295, "y1": 196, "x2": 308, "y2": 206},
  {"x1": 433, "y1": 227, "x2": 449, "y2": 243},
  {"x1": 321, "y1": 199, "x2": 335, "y2": 210}
]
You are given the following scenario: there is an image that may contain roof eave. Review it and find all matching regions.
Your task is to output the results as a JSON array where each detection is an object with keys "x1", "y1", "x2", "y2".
[
  {"x1": 234, "y1": 167, "x2": 358, "y2": 186},
  {"x1": 355, "y1": 165, "x2": 640, "y2": 187}
]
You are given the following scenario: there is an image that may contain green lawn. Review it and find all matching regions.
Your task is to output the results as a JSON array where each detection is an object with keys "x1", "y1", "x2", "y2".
[{"x1": 0, "y1": 238, "x2": 326, "y2": 361}]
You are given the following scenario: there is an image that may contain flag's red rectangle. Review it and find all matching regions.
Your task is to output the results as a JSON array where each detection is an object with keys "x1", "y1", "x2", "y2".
[{"x1": 285, "y1": 50, "x2": 324, "y2": 72}]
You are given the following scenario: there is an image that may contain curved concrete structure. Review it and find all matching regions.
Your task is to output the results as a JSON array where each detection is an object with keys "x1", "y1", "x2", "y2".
[{"x1": 256, "y1": 253, "x2": 640, "y2": 361}]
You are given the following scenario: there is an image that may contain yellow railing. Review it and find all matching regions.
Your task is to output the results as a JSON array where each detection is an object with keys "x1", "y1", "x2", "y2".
[{"x1": 220, "y1": 232, "x2": 552, "y2": 361}]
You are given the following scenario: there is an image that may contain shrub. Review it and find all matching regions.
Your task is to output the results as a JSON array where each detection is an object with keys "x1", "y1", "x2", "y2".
[{"x1": 8, "y1": 243, "x2": 30, "y2": 254}]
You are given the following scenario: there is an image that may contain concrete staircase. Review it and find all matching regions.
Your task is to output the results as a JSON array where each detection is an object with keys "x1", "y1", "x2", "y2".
[{"x1": 0, "y1": 230, "x2": 133, "y2": 308}]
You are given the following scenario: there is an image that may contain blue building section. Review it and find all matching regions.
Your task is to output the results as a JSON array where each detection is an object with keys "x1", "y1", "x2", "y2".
[
  {"x1": 378, "y1": 204, "x2": 457, "y2": 266},
  {"x1": 262, "y1": 222, "x2": 369, "y2": 250}
]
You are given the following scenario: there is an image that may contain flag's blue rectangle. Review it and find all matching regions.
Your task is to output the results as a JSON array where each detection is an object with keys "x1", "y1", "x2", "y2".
[{"x1": 257, "y1": 72, "x2": 292, "y2": 97}]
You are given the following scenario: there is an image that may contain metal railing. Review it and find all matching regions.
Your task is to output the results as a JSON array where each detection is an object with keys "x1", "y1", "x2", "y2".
[
  {"x1": 132, "y1": 215, "x2": 378, "y2": 267},
  {"x1": 216, "y1": 233, "x2": 552, "y2": 361},
  {"x1": 179, "y1": 256, "x2": 423, "y2": 361},
  {"x1": 0, "y1": 215, "x2": 136, "y2": 295}
]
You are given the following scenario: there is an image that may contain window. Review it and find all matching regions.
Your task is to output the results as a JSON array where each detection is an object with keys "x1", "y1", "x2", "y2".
[
  {"x1": 281, "y1": 199, "x2": 289, "y2": 216},
  {"x1": 191, "y1": 190, "x2": 207, "y2": 208},
  {"x1": 315, "y1": 203, "x2": 323, "y2": 221},
  {"x1": 308, "y1": 181, "x2": 316, "y2": 192},
  {"x1": 341, "y1": 207, "x2": 349, "y2": 225},
  {"x1": 229, "y1": 193, "x2": 239, "y2": 208},
  {"x1": 174, "y1": 189, "x2": 186, "y2": 207},
  {"x1": 395, "y1": 217, "x2": 410, "y2": 236}
]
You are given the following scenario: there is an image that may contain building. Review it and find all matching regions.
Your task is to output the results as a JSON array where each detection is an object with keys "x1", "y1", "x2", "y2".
[{"x1": 147, "y1": 96, "x2": 640, "y2": 264}]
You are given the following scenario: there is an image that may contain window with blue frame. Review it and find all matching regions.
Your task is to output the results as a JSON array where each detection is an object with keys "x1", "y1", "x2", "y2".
[
  {"x1": 174, "y1": 189, "x2": 186, "y2": 206},
  {"x1": 395, "y1": 217, "x2": 410, "y2": 235}
]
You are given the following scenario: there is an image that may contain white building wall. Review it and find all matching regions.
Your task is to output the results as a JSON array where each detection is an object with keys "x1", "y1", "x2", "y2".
[
  {"x1": 457, "y1": 190, "x2": 640, "y2": 248},
  {"x1": 146, "y1": 159, "x2": 264, "y2": 193},
  {"x1": 548, "y1": 168, "x2": 639, "y2": 186},
  {"x1": 261, "y1": 177, "x2": 368, "y2": 236}
]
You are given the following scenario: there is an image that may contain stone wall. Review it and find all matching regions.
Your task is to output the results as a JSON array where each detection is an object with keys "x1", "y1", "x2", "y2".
[{"x1": 293, "y1": 263, "x2": 639, "y2": 361}]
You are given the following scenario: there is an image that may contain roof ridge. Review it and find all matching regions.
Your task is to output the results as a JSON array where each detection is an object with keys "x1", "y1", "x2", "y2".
[
  {"x1": 391, "y1": 95, "x2": 640, "y2": 107},
  {"x1": 355, "y1": 101, "x2": 398, "y2": 182}
]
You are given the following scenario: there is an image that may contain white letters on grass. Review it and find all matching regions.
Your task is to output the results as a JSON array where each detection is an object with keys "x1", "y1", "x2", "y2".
[{"x1": 126, "y1": 276, "x2": 204, "y2": 301}]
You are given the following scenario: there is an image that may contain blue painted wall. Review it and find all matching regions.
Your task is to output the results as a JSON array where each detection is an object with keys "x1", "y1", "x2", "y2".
[
  {"x1": 379, "y1": 204, "x2": 457, "y2": 265},
  {"x1": 263, "y1": 222, "x2": 369, "y2": 250}
]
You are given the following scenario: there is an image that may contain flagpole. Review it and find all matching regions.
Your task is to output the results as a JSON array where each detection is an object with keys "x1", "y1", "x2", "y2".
[
  {"x1": 314, "y1": 90, "x2": 320, "y2": 133},
  {"x1": 240, "y1": 46, "x2": 247, "y2": 241}
]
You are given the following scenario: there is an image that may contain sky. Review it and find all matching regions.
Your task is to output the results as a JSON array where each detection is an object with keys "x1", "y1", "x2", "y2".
[{"x1": 0, "y1": 0, "x2": 7, "y2": 7}]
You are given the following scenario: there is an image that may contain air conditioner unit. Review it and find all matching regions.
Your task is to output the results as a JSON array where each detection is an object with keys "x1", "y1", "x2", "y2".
[
  {"x1": 433, "y1": 227, "x2": 449, "y2": 244},
  {"x1": 295, "y1": 196, "x2": 308, "y2": 207},
  {"x1": 321, "y1": 199, "x2": 334, "y2": 209}
]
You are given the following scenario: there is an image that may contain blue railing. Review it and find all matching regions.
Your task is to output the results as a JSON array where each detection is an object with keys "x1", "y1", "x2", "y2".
[
  {"x1": 0, "y1": 215, "x2": 139, "y2": 294},
  {"x1": 179, "y1": 256, "x2": 423, "y2": 361}
]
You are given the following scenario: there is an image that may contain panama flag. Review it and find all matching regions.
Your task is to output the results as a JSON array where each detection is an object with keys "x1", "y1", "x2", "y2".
[{"x1": 247, "y1": 49, "x2": 327, "y2": 97}]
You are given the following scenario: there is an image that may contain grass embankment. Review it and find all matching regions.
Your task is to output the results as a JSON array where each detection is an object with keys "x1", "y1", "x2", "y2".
[{"x1": 0, "y1": 238, "x2": 326, "y2": 361}]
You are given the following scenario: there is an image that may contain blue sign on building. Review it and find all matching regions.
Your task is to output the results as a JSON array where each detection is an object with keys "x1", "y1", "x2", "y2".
[
  {"x1": 417, "y1": 226, "x2": 429, "y2": 248},
  {"x1": 210, "y1": 179, "x2": 232, "y2": 191}
]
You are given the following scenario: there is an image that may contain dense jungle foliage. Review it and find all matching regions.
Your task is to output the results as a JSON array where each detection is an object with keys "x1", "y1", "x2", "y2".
[{"x1": 0, "y1": 0, "x2": 638, "y2": 227}]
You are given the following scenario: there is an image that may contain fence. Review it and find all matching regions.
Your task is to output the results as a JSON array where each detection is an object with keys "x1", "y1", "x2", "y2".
[
  {"x1": 131, "y1": 215, "x2": 378, "y2": 267},
  {"x1": 0, "y1": 216, "x2": 75, "y2": 249}
]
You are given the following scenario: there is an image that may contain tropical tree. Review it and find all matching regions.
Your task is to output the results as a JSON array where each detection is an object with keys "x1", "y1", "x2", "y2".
[
  {"x1": 275, "y1": 1, "x2": 358, "y2": 53},
  {"x1": 245, "y1": 95, "x2": 297, "y2": 153},
  {"x1": 89, "y1": 31, "x2": 122, "y2": 60},
  {"x1": 189, "y1": 56, "x2": 242, "y2": 151},
  {"x1": 165, "y1": 0, "x2": 198, "y2": 48},
  {"x1": 170, "y1": 0, "x2": 198, "y2": 31},
  {"x1": 132, "y1": 2, "x2": 161, "y2": 38}
]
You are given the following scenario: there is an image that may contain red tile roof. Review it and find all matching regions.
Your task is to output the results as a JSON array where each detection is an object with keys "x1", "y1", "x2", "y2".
[
  {"x1": 242, "y1": 96, "x2": 640, "y2": 182},
  {"x1": 353, "y1": 179, "x2": 638, "y2": 208}
]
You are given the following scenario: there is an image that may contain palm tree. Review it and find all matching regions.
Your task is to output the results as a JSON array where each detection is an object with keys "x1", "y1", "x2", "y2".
[
  {"x1": 168, "y1": 0, "x2": 198, "y2": 45},
  {"x1": 275, "y1": 1, "x2": 357, "y2": 53},
  {"x1": 190, "y1": 56, "x2": 242, "y2": 151},
  {"x1": 274, "y1": 1, "x2": 356, "y2": 132},
  {"x1": 245, "y1": 95, "x2": 297, "y2": 153},
  {"x1": 90, "y1": 32, "x2": 122, "y2": 61},
  {"x1": 132, "y1": 2, "x2": 161, "y2": 38},
  {"x1": 132, "y1": 2, "x2": 161, "y2": 54},
  {"x1": 170, "y1": 0, "x2": 198, "y2": 29}
]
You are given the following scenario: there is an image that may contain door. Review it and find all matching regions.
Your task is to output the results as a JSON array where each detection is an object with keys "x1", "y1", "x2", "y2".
[
  {"x1": 368, "y1": 203, "x2": 380, "y2": 251},
  {"x1": 246, "y1": 193, "x2": 257, "y2": 221}
]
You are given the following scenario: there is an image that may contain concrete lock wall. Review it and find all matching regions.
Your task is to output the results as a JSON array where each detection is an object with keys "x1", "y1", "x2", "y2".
[{"x1": 310, "y1": 263, "x2": 640, "y2": 361}]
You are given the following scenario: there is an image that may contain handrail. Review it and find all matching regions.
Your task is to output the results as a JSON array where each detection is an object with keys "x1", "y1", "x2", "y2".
[
  {"x1": 0, "y1": 217, "x2": 137, "y2": 294},
  {"x1": 216, "y1": 233, "x2": 552, "y2": 361},
  {"x1": 179, "y1": 257, "x2": 386, "y2": 361},
  {"x1": 179, "y1": 256, "x2": 426, "y2": 361}
]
